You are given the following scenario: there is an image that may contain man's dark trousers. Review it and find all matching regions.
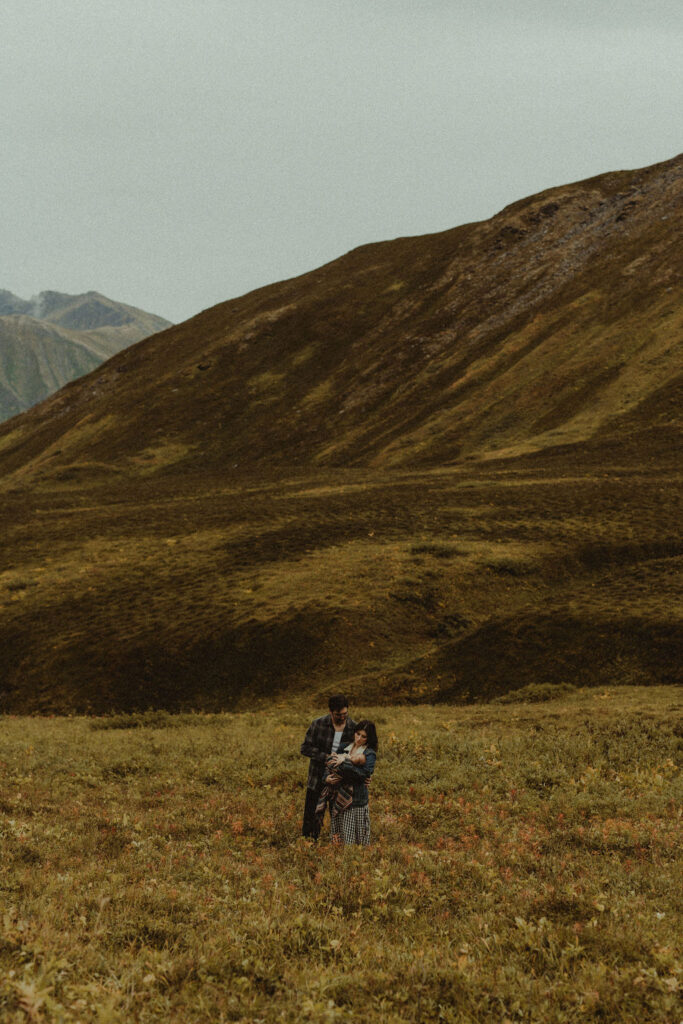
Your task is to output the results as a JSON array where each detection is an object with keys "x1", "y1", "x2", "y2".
[{"x1": 302, "y1": 788, "x2": 322, "y2": 840}]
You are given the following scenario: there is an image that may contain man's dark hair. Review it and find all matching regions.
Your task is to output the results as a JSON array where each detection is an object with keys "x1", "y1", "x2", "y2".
[
  {"x1": 355, "y1": 719, "x2": 379, "y2": 752},
  {"x1": 328, "y1": 694, "x2": 349, "y2": 712}
]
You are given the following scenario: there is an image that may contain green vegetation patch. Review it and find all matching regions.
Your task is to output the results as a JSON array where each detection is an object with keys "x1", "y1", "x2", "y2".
[
  {"x1": 248, "y1": 370, "x2": 286, "y2": 394},
  {"x1": 495, "y1": 681, "x2": 579, "y2": 703},
  {"x1": 131, "y1": 442, "x2": 195, "y2": 473},
  {"x1": 0, "y1": 426, "x2": 24, "y2": 454}
]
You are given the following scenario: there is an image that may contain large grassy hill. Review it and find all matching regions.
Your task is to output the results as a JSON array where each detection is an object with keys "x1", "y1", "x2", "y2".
[{"x1": 0, "y1": 156, "x2": 680, "y2": 712}]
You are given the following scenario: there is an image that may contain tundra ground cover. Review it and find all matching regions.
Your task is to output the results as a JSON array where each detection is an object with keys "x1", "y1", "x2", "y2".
[
  {"x1": 2, "y1": 462, "x2": 681, "y2": 714},
  {"x1": 1, "y1": 687, "x2": 680, "y2": 1023}
]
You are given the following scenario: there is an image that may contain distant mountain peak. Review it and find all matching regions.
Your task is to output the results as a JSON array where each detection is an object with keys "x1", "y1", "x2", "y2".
[
  {"x1": 0, "y1": 289, "x2": 172, "y2": 422},
  {"x1": 0, "y1": 290, "x2": 32, "y2": 316}
]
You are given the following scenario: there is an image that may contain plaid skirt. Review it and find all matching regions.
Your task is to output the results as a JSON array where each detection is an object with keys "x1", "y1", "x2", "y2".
[{"x1": 329, "y1": 806, "x2": 371, "y2": 846}]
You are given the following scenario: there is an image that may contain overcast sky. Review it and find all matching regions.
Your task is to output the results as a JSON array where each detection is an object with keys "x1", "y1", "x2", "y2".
[{"x1": 2, "y1": 0, "x2": 681, "y2": 324}]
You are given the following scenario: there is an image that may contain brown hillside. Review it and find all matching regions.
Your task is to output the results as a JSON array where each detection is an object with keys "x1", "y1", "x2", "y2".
[
  {"x1": 0, "y1": 156, "x2": 680, "y2": 712},
  {"x1": 0, "y1": 155, "x2": 680, "y2": 481}
]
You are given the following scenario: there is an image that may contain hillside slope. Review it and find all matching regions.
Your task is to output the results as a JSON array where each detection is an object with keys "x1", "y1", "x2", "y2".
[
  {"x1": 0, "y1": 290, "x2": 171, "y2": 422},
  {"x1": 0, "y1": 155, "x2": 680, "y2": 482},
  {"x1": 0, "y1": 156, "x2": 680, "y2": 713}
]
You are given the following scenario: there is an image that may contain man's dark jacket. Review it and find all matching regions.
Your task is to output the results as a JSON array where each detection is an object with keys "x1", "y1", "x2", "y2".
[{"x1": 300, "y1": 713, "x2": 357, "y2": 792}]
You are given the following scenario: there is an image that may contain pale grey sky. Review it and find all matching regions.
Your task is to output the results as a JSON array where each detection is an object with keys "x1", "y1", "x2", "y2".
[{"x1": 2, "y1": 0, "x2": 681, "y2": 323}]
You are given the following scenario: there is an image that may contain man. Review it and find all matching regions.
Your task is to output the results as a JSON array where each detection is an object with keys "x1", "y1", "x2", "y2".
[{"x1": 300, "y1": 694, "x2": 356, "y2": 839}]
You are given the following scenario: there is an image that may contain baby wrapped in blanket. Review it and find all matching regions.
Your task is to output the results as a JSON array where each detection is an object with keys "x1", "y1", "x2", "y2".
[{"x1": 315, "y1": 743, "x2": 366, "y2": 824}]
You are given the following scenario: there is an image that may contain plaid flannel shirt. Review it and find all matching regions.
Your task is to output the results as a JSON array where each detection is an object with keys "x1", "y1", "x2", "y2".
[{"x1": 300, "y1": 713, "x2": 357, "y2": 792}]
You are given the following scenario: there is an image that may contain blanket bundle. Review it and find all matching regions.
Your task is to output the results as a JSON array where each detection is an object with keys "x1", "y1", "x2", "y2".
[{"x1": 315, "y1": 756, "x2": 353, "y2": 824}]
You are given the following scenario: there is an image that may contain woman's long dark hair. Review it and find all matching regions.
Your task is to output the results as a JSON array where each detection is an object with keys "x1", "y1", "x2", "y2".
[{"x1": 355, "y1": 719, "x2": 378, "y2": 752}]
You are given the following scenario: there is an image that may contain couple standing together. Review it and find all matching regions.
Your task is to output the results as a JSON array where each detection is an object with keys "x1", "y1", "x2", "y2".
[{"x1": 301, "y1": 694, "x2": 378, "y2": 845}]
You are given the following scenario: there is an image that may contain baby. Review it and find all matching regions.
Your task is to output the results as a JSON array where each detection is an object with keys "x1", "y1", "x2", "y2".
[{"x1": 337, "y1": 744, "x2": 366, "y2": 766}]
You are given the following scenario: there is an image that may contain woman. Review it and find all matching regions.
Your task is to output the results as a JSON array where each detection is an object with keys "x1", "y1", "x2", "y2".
[{"x1": 326, "y1": 719, "x2": 378, "y2": 846}]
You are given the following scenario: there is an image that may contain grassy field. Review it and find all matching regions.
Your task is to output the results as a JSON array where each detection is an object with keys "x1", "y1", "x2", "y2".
[{"x1": 1, "y1": 687, "x2": 680, "y2": 1023}]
